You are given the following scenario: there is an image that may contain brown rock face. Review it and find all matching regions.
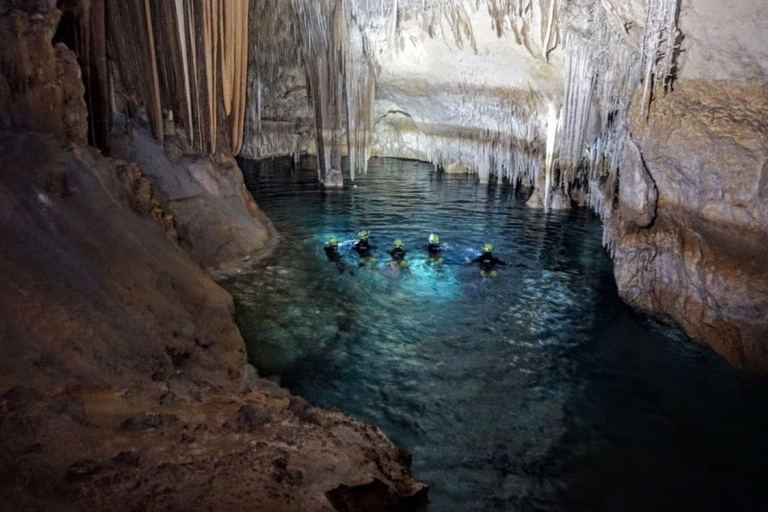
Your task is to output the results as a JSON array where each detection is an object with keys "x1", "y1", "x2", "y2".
[
  {"x1": 111, "y1": 122, "x2": 277, "y2": 272},
  {"x1": 0, "y1": 132, "x2": 245, "y2": 388},
  {"x1": 614, "y1": 82, "x2": 768, "y2": 374},
  {"x1": 0, "y1": 0, "x2": 88, "y2": 143},
  {"x1": 0, "y1": 132, "x2": 425, "y2": 510}
]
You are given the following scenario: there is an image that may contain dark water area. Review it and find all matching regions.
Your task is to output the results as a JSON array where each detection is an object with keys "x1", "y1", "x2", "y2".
[{"x1": 223, "y1": 157, "x2": 768, "y2": 512}]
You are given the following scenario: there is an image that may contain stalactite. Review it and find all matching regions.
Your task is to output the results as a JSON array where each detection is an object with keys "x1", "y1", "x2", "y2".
[
  {"x1": 242, "y1": 0, "x2": 564, "y2": 179},
  {"x1": 220, "y1": 0, "x2": 249, "y2": 155},
  {"x1": 173, "y1": 0, "x2": 194, "y2": 143},
  {"x1": 640, "y1": 0, "x2": 680, "y2": 115},
  {"x1": 243, "y1": 0, "x2": 302, "y2": 159},
  {"x1": 344, "y1": 17, "x2": 377, "y2": 180},
  {"x1": 291, "y1": 0, "x2": 347, "y2": 185},
  {"x1": 543, "y1": 103, "x2": 560, "y2": 212},
  {"x1": 142, "y1": 0, "x2": 164, "y2": 143},
  {"x1": 551, "y1": 0, "x2": 677, "y2": 249},
  {"x1": 106, "y1": 0, "x2": 164, "y2": 141},
  {"x1": 239, "y1": 0, "x2": 676, "y2": 214},
  {"x1": 201, "y1": 0, "x2": 219, "y2": 154},
  {"x1": 107, "y1": 0, "x2": 252, "y2": 156}
]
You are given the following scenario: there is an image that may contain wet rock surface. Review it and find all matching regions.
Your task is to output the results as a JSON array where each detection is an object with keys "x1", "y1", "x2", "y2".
[
  {"x1": 110, "y1": 120, "x2": 277, "y2": 273},
  {"x1": 0, "y1": 132, "x2": 425, "y2": 510},
  {"x1": 614, "y1": 82, "x2": 768, "y2": 374}
]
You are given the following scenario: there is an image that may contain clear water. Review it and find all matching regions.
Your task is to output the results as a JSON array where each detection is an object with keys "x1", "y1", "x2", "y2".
[{"x1": 223, "y1": 157, "x2": 768, "y2": 512}]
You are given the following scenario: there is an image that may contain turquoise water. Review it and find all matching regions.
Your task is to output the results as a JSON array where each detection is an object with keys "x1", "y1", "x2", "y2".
[{"x1": 224, "y1": 157, "x2": 768, "y2": 512}]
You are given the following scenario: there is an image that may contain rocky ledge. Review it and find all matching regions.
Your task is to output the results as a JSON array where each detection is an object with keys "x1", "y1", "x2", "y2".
[{"x1": 0, "y1": 132, "x2": 426, "y2": 511}]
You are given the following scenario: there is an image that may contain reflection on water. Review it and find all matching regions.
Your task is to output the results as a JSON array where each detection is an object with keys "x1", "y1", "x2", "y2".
[{"x1": 223, "y1": 157, "x2": 768, "y2": 512}]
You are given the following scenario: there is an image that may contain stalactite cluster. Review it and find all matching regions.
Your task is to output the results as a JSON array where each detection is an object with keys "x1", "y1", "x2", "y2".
[
  {"x1": 106, "y1": 0, "x2": 249, "y2": 156},
  {"x1": 554, "y1": 0, "x2": 679, "y2": 230},
  {"x1": 243, "y1": 0, "x2": 561, "y2": 186},
  {"x1": 241, "y1": 0, "x2": 678, "y2": 205}
]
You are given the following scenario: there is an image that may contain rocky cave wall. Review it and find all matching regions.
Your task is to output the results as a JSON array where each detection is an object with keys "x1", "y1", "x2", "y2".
[
  {"x1": 0, "y1": 1, "x2": 426, "y2": 509},
  {"x1": 1, "y1": 0, "x2": 276, "y2": 271},
  {"x1": 613, "y1": 0, "x2": 768, "y2": 373},
  {"x1": 241, "y1": 0, "x2": 767, "y2": 373}
]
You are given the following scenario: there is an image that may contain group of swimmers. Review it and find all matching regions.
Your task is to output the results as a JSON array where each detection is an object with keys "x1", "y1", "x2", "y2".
[{"x1": 324, "y1": 231, "x2": 507, "y2": 276}]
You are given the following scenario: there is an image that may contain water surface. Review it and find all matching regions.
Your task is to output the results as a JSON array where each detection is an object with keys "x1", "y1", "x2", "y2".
[{"x1": 223, "y1": 157, "x2": 768, "y2": 512}]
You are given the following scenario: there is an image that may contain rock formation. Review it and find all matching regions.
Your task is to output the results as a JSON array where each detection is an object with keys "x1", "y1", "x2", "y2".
[
  {"x1": 0, "y1": 0, "x2": 88, "y2": 143},
  {"x1": 0, "y1": 1, "x2": 424, "y2": 509},
  {"x1": 615, "y1": 82, "x2": 768, "y2": 374},
  {"x1": 0, "y1": 0, "x2": 766, "y2": 507},
  {"x1": 239, "y1": 0, "x2": 767, "y2": 374},
  {"x1": 0, "y1": 134, "x2": 425, "y2": 511}
]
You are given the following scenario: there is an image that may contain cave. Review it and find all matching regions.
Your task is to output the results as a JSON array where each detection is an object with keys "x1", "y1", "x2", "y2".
[{"x1": 0, "y1": 1, "x2": 766, "y2": 511}]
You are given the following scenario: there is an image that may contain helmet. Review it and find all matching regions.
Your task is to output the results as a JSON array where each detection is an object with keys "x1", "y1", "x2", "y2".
[
  {"x1": 483, "y1": 243, "x2": 494, "y2": 253},
  {"x1": 393, "y1": 239, "x2": 404, "y2": 248},
  {"x1": 429, "y1": 233, "x2": 440, "y2": 244},
  {"x1": 357, "y1": 230, "x2": 369, "y2": 240},
  {"x1": 328, "y1": 236, "x2": 339, "y2": 247}
]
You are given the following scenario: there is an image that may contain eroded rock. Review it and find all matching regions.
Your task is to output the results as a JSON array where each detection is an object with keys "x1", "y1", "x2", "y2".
[
  {"x1": 0, "y1": 132, "x2": 425, "y2": 510},
  {"x1": 619, "y1": 138, "x2": 658, "y2": 228},
  {"x1": 613, "y1": 82, "x2": 768, "y2": 374}
]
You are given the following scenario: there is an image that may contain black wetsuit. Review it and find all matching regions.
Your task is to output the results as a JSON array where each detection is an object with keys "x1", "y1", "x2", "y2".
[
  {"x1": 324, "y1": 245, "x2": 341, "y2": 263},
  {"x1": 353, "y1": 239, "x2": 372, "y2": 257},
  {"x1": 473, "y1": 252, "x2": 506, "y2": 272},
  {"x1": 389, "y1": 247, "x2": 407, "y2": 261},
  {"x1": 325, "y1": 245, "x2": 354, "y2": 274},
  {"x1": 427, "y1": 243, "x2": 442, "y2": 256}
]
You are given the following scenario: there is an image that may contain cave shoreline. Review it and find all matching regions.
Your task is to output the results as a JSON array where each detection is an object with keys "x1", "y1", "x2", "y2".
[{"x1": 0, "y1": 129, "x2": 429, "y2": 511}]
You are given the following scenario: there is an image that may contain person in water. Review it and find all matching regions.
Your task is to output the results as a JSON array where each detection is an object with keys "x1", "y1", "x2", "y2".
[
  {"x1": 385, "y1": 239, "x2": 410, "y2": 276},
  {"x1": 389, "y1": 239, "x2": 409, "y2": 267},
  {"x1": 354, "y1": 230, "x2": 376, "y2": 267},
  {"x1": 426, "y1": 233, "x2": 443, "y2": 265},
  {"x1": 473, "y1": 243, "x2": 506, "y2": 276},
  {"x1": 354, "y1": 230, "x2": 372, "y2": 255},
  {"x1": 324, "y1": 236, "x2": 342, "y2": 262},
  {"x1": 324, "y1": 236, "x2": 353, "y2": 274}
]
